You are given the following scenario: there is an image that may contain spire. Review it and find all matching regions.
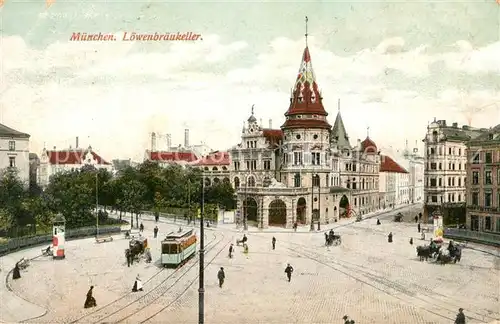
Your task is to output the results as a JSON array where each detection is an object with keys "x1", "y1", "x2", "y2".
[
  {"x1": 247, "y1": 104, "x2": 257, "y2": 123},
  {"x1": 331, "y1": 111, "x2": 351, "y2": 149},
  {"x1": 367, "y1": 126, "x2": 370, "y2": 138},
  {"x1": 281, "y1": 18, "x2": 330, "y2": 130}
]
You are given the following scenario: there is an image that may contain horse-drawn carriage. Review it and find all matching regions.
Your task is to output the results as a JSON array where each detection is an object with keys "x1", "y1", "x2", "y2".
[
  {"x1": 394, "y1": 213, "x2": 403, "y2": 222},
  {"x1": 325, "y1": 230, "x2": 341, "y2": 246},
  {"x1": 416, "y1": 240, "x2": 463, "y2": 264},
  {"x1": 127, "y1": 237, "x2": 148, "y2": 260}
]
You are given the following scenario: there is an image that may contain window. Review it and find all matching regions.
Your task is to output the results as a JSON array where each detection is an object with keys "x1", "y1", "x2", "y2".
[
  {"x1": 448, "y1": 148, "x2": 452, "y2": 155},
  {"x1": 294, "y1": 173, "x2": 301, "y2": 187},
  {"x1": 438, "y1": 178, "x2": 442, "y2": 186},
  {"x1": 431, "y1": 196, "x2": 438, "y2": 203},
  {"x1": 352, "y1": 163, "x2": 357, "y2": 172},
  {"x1": 296, "y1": 134, "x2": 301, "y2": 140},
  {"x1": 293, "y1": 152, "x2": 303, "y2": 165},
  {"x1": 430, "y1": 178, "x2": 436, "y2": 187},
  {"x1": 247, "y1": 176, "x2": 255, "y2": 187},
  {"x1": 458, "y1": 194, "x2": 461, "y2": 201},
  {"x1": 263, "y1": 160, "x2": 271, "y2": 170},
  {"x1": 447, "y1": 178, "x2": 451, "y2": 186},
  {"x1": 485, "y1": 192, "x2": 492, "y2": 207},
  {"x1": 472, "y1": 171, "x2": 479, "y2": 185},
  {"x1": 430, "y1": 163, "x2": 436, "y2": 170},
  {"x1": 472, "y1": 153, "x2": 480, "y2": 164},
  {"x1": 311, "y1": 152, "x2": 320, "y2": 165},
  {"x1": 233, "y1": 162, "x2": 240, "y2": 171},
  {"x1": 472, "y1": 192, "x2": 479, "y2": 205},
  {"x1": 458, "y1": 178, "x2": 461, "y2": 187},
  {"x1": 9, "y1": 157, "x2": 15, "y2": 168},
  {"x1": 458, "y1": 148, "x2": 461, "y2": 155},
  {"x1": 234, "y1": 177, "x2": 240, "y2": 189},
  {"x1": 8, "y1": 141, "x2": 15, "y2": 151},
  {"x1": 312, "y1": 174, "x2": 320, "y2": 187},
  {"x1": 485, "y1": 152, "x2": 492, "y2": 164},
  {"x1": 439, "y1": 163, "x2": 442, "y2": 170},
  {"x1": 485, "y1": 216, "x2": 492, "y2": 231},
  {"x1": 485, "y1": 171, "x2": 492, "y2": 185}
]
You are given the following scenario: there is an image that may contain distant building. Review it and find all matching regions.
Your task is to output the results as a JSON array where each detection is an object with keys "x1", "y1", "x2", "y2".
[
  {"x1": 0, "y1": 123, "x2": 30, "y2": 186},
  {"x1": 29, "y1": 153, "x2": 40, "y2": 188},
  {"x1": 38, "y1": 145, "x2": 112, "y2": 188},
  {"x1": 111, "y1": 159, "x2": 132, "y2": 172},
  {"x1": 465, "y1": 124, "x2": 500, "y2": 232},
  {"x1": 423, "y1": 119, "x2": 489, "y2": 224},
  {"x1": 379, "y1": 155, "x2": 409, "y2": 208}
]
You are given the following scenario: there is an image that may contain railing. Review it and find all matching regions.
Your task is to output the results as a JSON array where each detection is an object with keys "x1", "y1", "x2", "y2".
[
  {"x1": 0, "y1": 226, "x2": 122, "y2": 256},
  {"x1": 443, "y1": 228, "x2": 500, "y2": 247}
]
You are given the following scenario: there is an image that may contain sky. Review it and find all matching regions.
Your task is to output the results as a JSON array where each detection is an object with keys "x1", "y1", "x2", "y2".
[{"x1": 1, "y1": 0, "x2": 500, "y2": 161}]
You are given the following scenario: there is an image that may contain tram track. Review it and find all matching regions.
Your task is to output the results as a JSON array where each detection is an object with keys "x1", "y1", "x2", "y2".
[
  {"x1": 115, "y1": 238, "x2": 231, "y2": 323},
  {"x1": 283, "y1": 239, "x2": 500, "y2": 323},
  {"x1": 60, "y1": 231, "x2": 221, "y2": 324}
]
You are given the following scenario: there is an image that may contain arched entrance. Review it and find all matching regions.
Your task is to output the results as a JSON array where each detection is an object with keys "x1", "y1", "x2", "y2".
[
  {"x1": 296, "y1": 197, "x2": 306, "y2": 224},
  {"x1": 269, "y1": 199, "x2": 287, "y2": 226},
  {"x1": 243, "y1": 197, "x2": 258, "y2": 224},
  {"x1": 339, "y1": 195, "x2": 350, "y2": 218}
]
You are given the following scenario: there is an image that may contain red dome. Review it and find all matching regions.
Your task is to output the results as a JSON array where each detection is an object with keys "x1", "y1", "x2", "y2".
[{"x1": 361, "y1": 137, "x2": 378, "y2": 154}]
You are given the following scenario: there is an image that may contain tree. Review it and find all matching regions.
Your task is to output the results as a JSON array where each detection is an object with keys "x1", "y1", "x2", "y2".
[
  {"x1": 122, "y1": 179, "x2": 147, "y2": 228},
  {"x1": 0, "y1": 168, "x2": 29, "y2": 228},
  {"x1": 0, "y1": 208, "x2": 13, "y2": 233},
  {"x1": 205, "y1": 182, "x2": 236, "y2": 210}
]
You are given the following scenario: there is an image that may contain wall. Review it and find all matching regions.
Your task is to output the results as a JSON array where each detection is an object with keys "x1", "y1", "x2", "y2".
[{"x1": 0, "y1": 137, "x2": 30, "y2": 186}]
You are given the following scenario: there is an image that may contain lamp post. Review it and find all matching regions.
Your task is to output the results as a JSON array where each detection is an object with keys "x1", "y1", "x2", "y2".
[
  {"x1": 95, "y1": 172, "x2": 99, "y2": 238},
  {"x1": 317, "y1": 178, "x2": 321, "y2": 231},
  {"x1": 243, "y1": 172, "x2": 248, "y2": 231},
  {"x1": 310, "y1": 173, "x2": 314, "y2": 231},
  {"x1": 198, "y1": 173, "x2": 205, "y2": 324}
]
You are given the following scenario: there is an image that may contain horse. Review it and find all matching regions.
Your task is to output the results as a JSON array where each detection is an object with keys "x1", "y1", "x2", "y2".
[
  {"x1": 436, "y1": 250, "x2": 455, "y2": 265},
  {"x1": 416, "y1": 246, "x2": 431, "y2": 261},
  {"x1": 449, "y1": 245, "x2": 462, "y2": 263}
]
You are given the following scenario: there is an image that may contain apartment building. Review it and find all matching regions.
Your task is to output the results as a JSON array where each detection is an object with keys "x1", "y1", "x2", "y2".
[
  {"x1": 423, "y1": 119, "x2": 488, "y2": 223},
  {"x1": 0, "y1": 123, "x2": 30, "y2": 186},
  {"x1": 466, "y1": 124, "x2": 500, "y2": 232}
]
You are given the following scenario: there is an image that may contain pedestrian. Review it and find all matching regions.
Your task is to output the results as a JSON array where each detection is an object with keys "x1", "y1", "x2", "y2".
[
  {"x1": 293, "y1": 222, "x2": 298, "y2": 232},
  {"x1": 228, "y1": 244, "x2": 234, "y2": 258},
  {"x1": 154, "y1": 226, "x2": 158, "y2": 238},
  {"x1": 155, "y1": 213, "x2": 159, "y2": 222},
  {"x1": 421, "y1": 232, "x2": 426, "y2": 240},
  {"x1": 325, "y1": 232, "x2": 329, "y2": 245},
  {"x1": 217, "y1": 267, "x2": 225, "y2": 288},
  {"x1": 414, "y1": 215, "x2": 418, "y2": 223},
  {"x1": 409, "y1": 237, "x2": 413, "y2": 245},
  {"x1": 376, "y1": 218, "x2": 381, "y2": 225},
  {"x1": 455, "y1": 308, "x2": 466, "y2": 324},
  {"x1": 388, "y1": 232, "x2": 393, "y2": 243},
  {"x1": 418, "y1": 212, "x2": 422, "y2": 221},
  {"x1": 132, "y1": 275, "x2": 143, "y2": 292},
  {"x1": 343, "y1": 315, "x2": 350, "y2": 324},
  {"x1": 145, "y1": 248, "x2": 152, "y2": 263},
  {"x1": 139, "y1": 223, "x2": 144, "y2": 232},
  {"x1": 12, "y1": 262, "x2": 21, "y2": 280},
  {"x1": 243, "y1": 243, "x2": 249, "y2": 255},
  {"x1": 84, "y1": 286, "x2": 97, "y2": 308},
  {"x1": 417, "y1": 222, "x2": 421, "y2": 233},
  {"x1": 125, "y1": 249, "x2": 131, "y2": 267},
  {"x1": 284, "y1": 263, "x2": 294, "y2": 282},
  {"x1": 272, "y1": 237, "x2": 276, "y2": 250}
]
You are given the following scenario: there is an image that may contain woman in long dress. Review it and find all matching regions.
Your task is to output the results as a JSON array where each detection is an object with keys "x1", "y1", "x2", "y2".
[
  {"x1": 84, "y1": 286, "x2": 97, "y2": 308},
  {"x1": 132, "y1": 275, "x2": 143, "y2": 292}
]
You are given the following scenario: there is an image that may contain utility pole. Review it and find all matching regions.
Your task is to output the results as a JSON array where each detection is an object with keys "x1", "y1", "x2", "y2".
[
  {"x1": 198, "y1": 174, "x2": 205, "y2": 324},
  {"x1": 317, "y1": 175, "x2": 321, "y2": 231},
  {"x1": 310, "y1": 173, "x2": 314, "y2": 231},
  {"x1": 244, "y1": 171, "x2": 248, "y2": 231}
]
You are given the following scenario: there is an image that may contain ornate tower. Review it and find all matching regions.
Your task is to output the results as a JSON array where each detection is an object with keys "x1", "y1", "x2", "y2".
[{"x1": 280, "y1": 39, "x2": 332, "y2": 189}]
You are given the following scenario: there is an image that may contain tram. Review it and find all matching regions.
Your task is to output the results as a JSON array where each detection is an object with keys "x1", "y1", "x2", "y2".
[{"x1": 161, "y1": 229, "x2": 197, "y2": 267}]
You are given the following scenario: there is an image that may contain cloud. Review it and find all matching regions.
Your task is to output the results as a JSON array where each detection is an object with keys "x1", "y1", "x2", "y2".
[{"x1": 1, "y1": 34, "x2": 499, "y2": 161}]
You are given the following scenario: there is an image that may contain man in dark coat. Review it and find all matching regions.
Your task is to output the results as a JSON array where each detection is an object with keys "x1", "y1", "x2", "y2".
[
  {"x1": 376, "y1": 219, "x2": 381, "y2": 225},
  {"x1": 12, "y1": 262, "x2": 21, "y2": 280},
  {"x1": 139, "y1": 223, "x2": 144, "y2": 232},
  {"x1": 414, "y1": 215, "x2": 418, "y2": 223},
  {"x1": 417, "y1": 222, "x2": 421, "y2": 233},
  {"x1": 217, "y1": 267, "x2": 225, "y2": 288},
  {"x1": 84, "y1": 286, "x2": 97, "y2": 308},
  {"x1": 272, "y1": 237, "x2": 276, "y2": 250},
  {"x1": 455, "y1": 308, "x2": 465, "y2": 324},
  {"x1": 409, "y1": 237, "x2": 413, "y2": 245},
  {"x1": 284, "y1": 263, "x2": 294, "y2": 282},
  {"x1": 228, "y1": 244, "x2": 234, "y2": 258},
  {"x1": 388, "y1": 232, "x2": 393, "y2": 243},
  {"x1": 153, "y1": 226, "x2": 158, "y2": 238},
  {"x1": 324, "y1": 232, "x2": 329, "y2": 245},
  {"x1": 126, "y1": 249, "x2": 132, "y2": 267}
]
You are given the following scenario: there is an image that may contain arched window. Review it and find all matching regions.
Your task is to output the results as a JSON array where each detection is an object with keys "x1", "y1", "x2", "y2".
[
  {"x1": 212, "y1": 167, "x2": 218, "y2": 171},
  {"x1": 204, "y1": 178, "x2": 211, "y2": 186},
  {"x1": 432, "y1": 131, "x2": 438, "y2": 142},
  {"x1": 222, "y1": 166, "x2": 228, "y2": 171},
  {"x1": 213, "y1": 177, "x2": 220, "y2": 184},
  {"x1": 263, "y1": 176, "x2": 271, "y2": 187},
  {"x1": 204, "y1": 167, "x2": 209, "y2": 171},
  {"x1": 223, "y1": 177, "x2": 230, "y2": 184},
  {"x1": 312, "y1": 174, "x2": 320, "y2": 187},
  {"x1": 247, "y1": 176, "x2": 256, "y2": 187},
  {"x1": 294, "y1": 173, "x2": 301, "y2": 187},
  {"x1": 234, "y1": 177, "x2": 240, "y2": 188}
]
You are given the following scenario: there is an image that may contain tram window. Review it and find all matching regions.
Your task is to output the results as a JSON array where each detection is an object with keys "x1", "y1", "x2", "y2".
[{"x1": 162, "y1": 244, "x2": 179, "y2": 254}]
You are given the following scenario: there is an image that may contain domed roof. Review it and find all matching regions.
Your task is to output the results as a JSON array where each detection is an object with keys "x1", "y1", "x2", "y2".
[
  {"x1": 247, "y1": 114, "x2": 257, "y2": 123},
  {"x1": 361, "y1": 137, "x2": 378, "y2": 154}
]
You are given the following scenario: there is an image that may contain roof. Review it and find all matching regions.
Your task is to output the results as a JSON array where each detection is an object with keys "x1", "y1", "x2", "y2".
[
  {"x1": 149, "y1": 151, "x2": 199, "y2": 163},
  {"x1": 440, "y1": 127, "x2": 487, "y2": 142},
  {"x1": 361, "y1": 137, "x2": 378, "y2": 154},
  {"x1": 380, "y1": 155, "x2": 408, "y2": 173},
  {"x1": 194, "y1": 151, "x2": 231, "y2": 166},
  {"x1": 45, "y1": 149, "x2": 111, "y2": 165},
  {"x1": 469, "y1": 124, "x2": 500, "y2": 143},
  {"x1": 281, "y1": 47, "x2": 331, "y2": 130},
  {"x1": 330, "y1": 112, "x2": 351, "y2": 149},
  {"x1": 262, "y1": 129, "x2": 284, "y2": 147},
  {"x1": 0, "y1": 123, "x2": 30, "y2": 138}
]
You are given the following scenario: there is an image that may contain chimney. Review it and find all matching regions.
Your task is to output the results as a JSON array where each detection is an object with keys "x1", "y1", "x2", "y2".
[
  {"x1": 53, "y1": 146, "x2": 56, "y2": 150},
  {"x1": 452, "y1": 122, "x2": 458, "y2": 128},
  {"x1": 184, "y1": 129, "x2": 190, "y2": 148},
  {"x1": 151, "y1": 132, "x2": 157, "y2": 151},
  {"x1": 269, "y1": 119, "x2": 272, "y2": 129},
  {"x1": 166, "y1": 134, "x2": 172, "y2": 149},
  {"x1": 76, "y1": 136, "x2": 79, "y2": 149}
]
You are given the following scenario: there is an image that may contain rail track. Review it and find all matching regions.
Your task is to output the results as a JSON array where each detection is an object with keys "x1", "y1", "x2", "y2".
[
  {"x1": 281, "y1": 238, "x2": 500, "y2": 323},
  {"x1": 59, "y1": 232, "x2": 222, "y2": 324}
]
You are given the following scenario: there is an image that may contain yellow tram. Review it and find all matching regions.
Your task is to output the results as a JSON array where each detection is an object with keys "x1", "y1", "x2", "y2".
[{"x1": 161, "y1": 229, "x2": 197, "y2": 267}]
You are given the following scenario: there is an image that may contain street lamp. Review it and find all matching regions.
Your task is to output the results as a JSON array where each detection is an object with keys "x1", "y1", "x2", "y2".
[
  {"x1": 310, "y1": 173, "x2": 315, "y2": 231},
  {"x1": 95, "y1": 172, "x2": 99, "y2": 238},
  {"x1": 198, "y1": 173, "x2": 205, "y2": 324},
  {"x1": 243, "y1": 172, "x2": 248, "y2": 231}
]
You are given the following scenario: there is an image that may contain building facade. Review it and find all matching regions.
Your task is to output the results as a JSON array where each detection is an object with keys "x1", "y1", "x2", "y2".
[
  {"x1": 379, "y1": 155, "x2": 409, "y2": 208},
  {"x1": 38, "y1": 145, "x2": 112, "y2": 188},
  {"x1": 0, "y1": 123, "x2": 30, "y2": 186},
  {"x1": 465, "y1": 124, "x2": 500, "y2": 232},
  {"x1": 423, "y1": 119, "x2": 488, "y2": 223}
]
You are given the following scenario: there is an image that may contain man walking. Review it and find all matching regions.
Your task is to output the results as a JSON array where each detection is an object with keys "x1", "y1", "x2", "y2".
[
  {"x1": 417, "y1": 222, "x2": 421, "y2": 233},
  {"x1": 228, "y1": 244, "x2": 234, "y2": 258},
  {"x1": 217, "y1": 267, "x2": 225, "y2": 288},
  {"x1": 455, "y1": 308, "x2": 466, "y2": 324},
  {"x1": 154, "y1": 226, "x2": 159, "y2": 238},
  {"x1": 284, "y1": 263, "x2": 294, "y2": 282},
  {"x1": 272, "y1": 237, "x2": 276, "y2": 250}
]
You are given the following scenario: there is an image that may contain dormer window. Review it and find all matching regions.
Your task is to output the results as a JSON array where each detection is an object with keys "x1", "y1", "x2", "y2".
[{"x1": 297, "y1": 115, "x2": 302, "y2": 119}]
